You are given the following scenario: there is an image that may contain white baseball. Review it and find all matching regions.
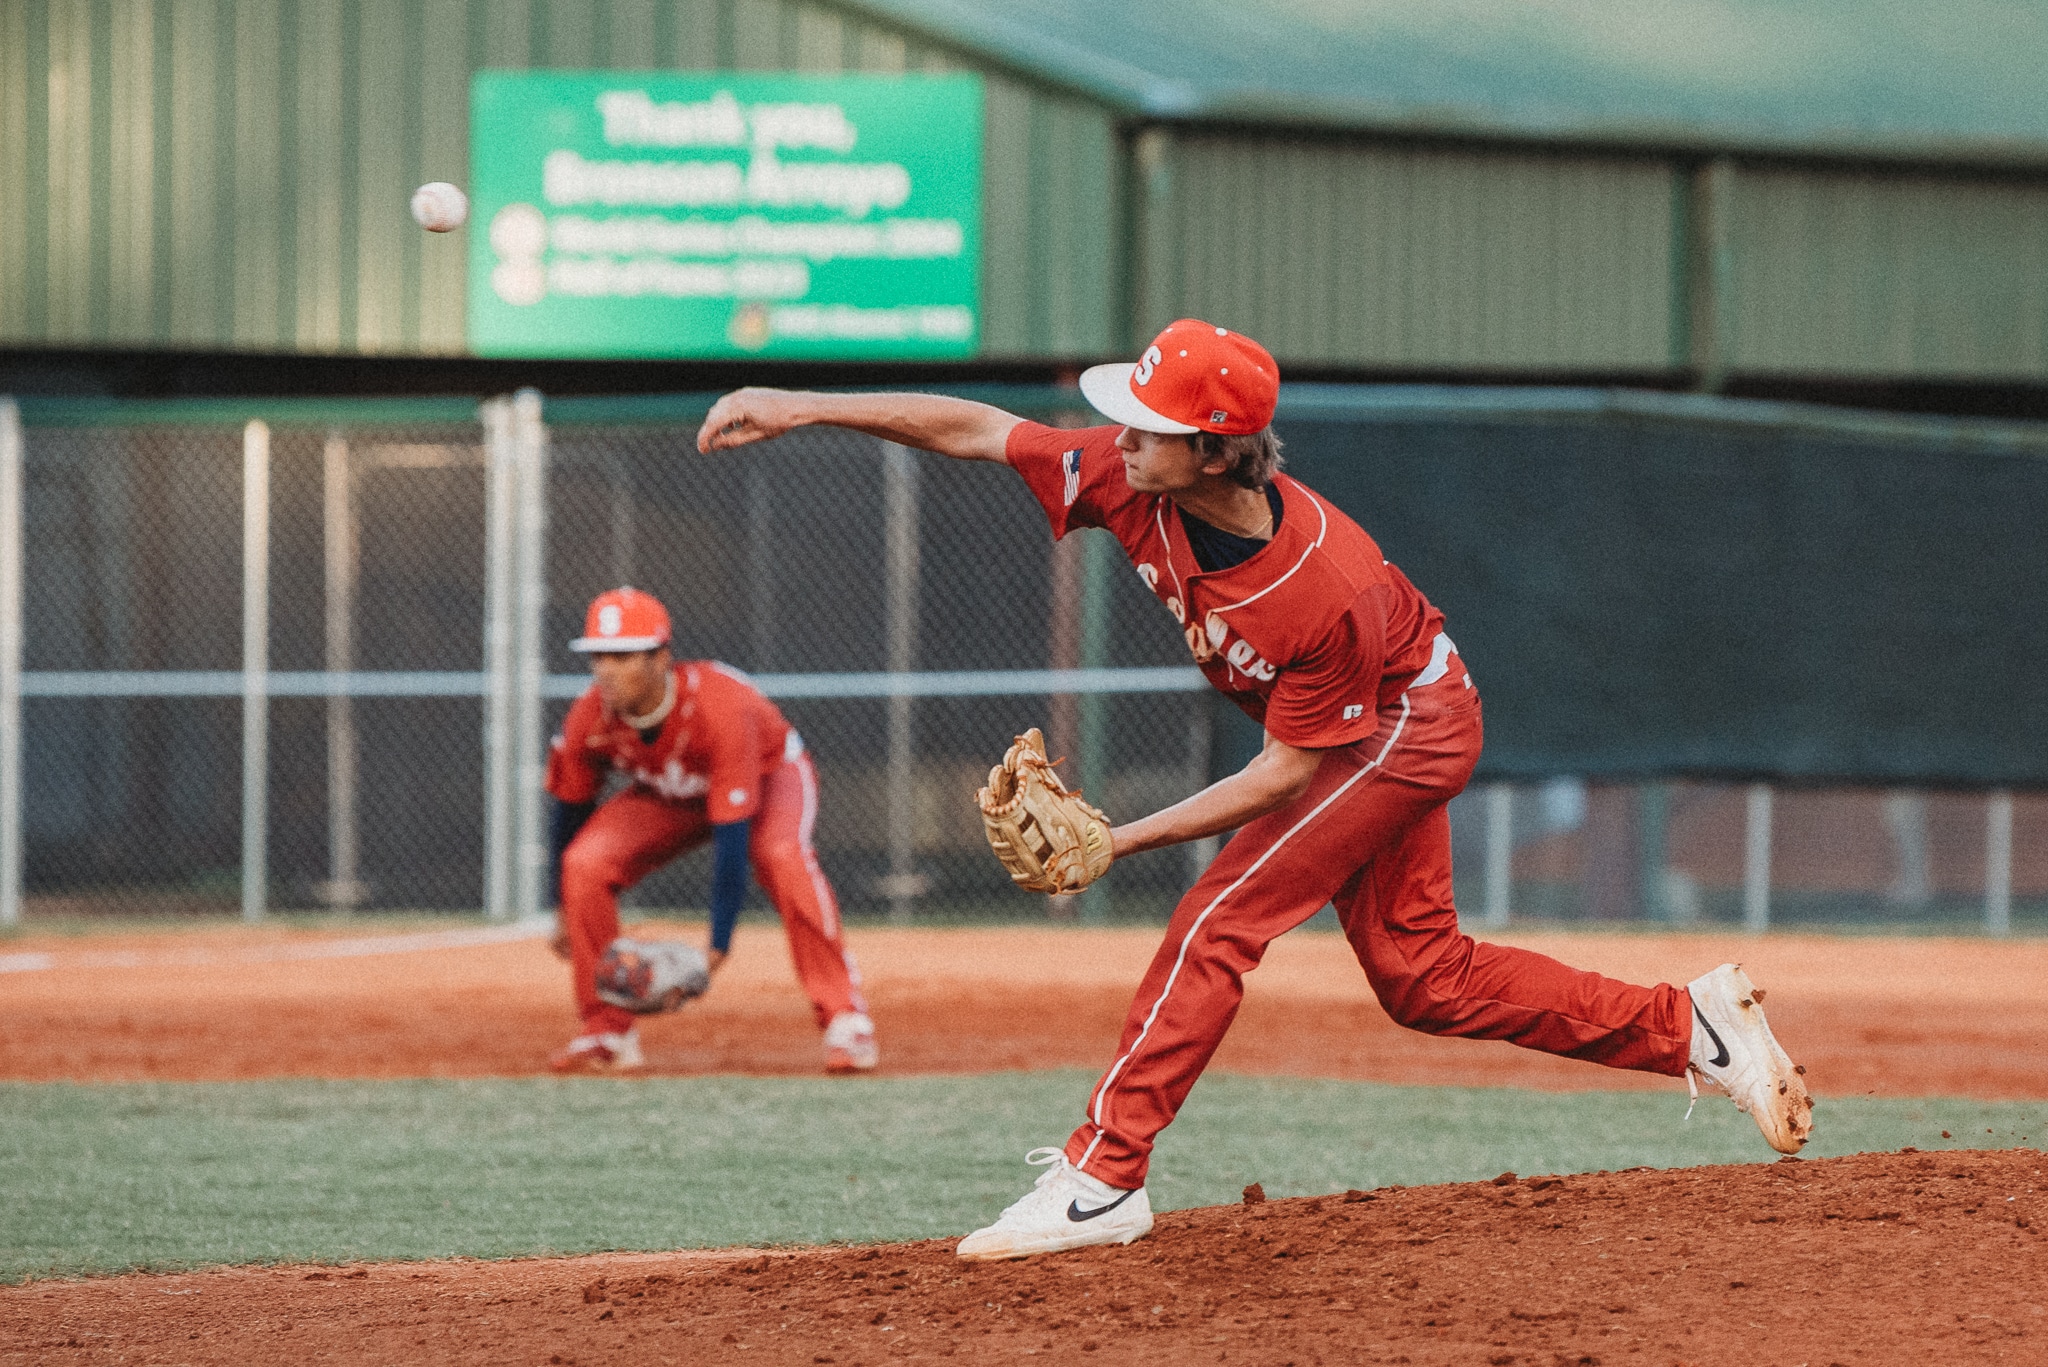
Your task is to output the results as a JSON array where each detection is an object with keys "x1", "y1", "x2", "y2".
[{"x1": 410, "y1": 182, "x2": 469, "y2": 233}]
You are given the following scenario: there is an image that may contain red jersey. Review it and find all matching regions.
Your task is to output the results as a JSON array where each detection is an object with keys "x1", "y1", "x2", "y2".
[
  {"x1": 546, "y1": 661, "x2": 796, "y2": 824},
  {"x1": 1008, "y1": 421, "x2": 1453, "y2": 750}
]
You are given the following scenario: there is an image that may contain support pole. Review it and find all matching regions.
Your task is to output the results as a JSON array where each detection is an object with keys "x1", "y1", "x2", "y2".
[
  {"x1": 510, "y1": 390, "x2": 550, "y2": 925},
  {"x1": 241, "y1": 420, "x2": 271, "y2": 922},
  {"x1": 1046, "y1": 532, "x2": 1082, "y2": 921},
  {"x1": 1075, "y1": 532, "x2": 1113, "y2": 924},
  {"x1": 0, "y1": 399, "x2": 22, "y2": 927},
  {"x1": 1743, "y1": 782, "x2": 1772, "y2": 933},
  {"x1": 1987, "y1": 790, "x2": 2014, "y2": 938},
  {"x1": 1686, "y1": 157, "x2": 1736, "y2": 394},
  {"x1": 321, "y1": 432, "x2": 364, "y2": 910},
  {"x1": 1638, "y1": 782, "x2": 1670, "y2": 921},
  {"x1": 1482, "y1": 782, "x2": 1512, "y2": 928},
  {"x1": 881, "y1": 441, "x2": 923, "y2": 921},
  {"x1": 480, "y1": 398, "x2": 516, "y2": 923}
]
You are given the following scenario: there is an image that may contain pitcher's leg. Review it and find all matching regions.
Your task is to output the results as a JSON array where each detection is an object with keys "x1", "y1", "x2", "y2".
[
  {"x1": 561, "y1": 790, "x2": 705, "y2": 1036},
  {"x1": 750, "y1": 753, "x2": 865, "y2": 1028},
  {"x1": 1061, "y1": 734, "x2": 1441, "y2": 1189},
  {"x1": 1340, "y1": 806, "x2": 1690, "y2": 1075}
]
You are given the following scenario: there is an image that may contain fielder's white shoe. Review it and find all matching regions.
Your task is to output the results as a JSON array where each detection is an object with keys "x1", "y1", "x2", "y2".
[
  {"x1": 548, "y1": 1029, "x2": 644, "y2": 1074},
  {"x1": 1685, "y1": 964, "x2": 1813, "y2": 1154},
  {"x1": 956, "y1": 1148, "x2": 1153, "y2": 1261},
  {"x1": 823, "y1": 1011, "x2": 879, "y2": 1074}
]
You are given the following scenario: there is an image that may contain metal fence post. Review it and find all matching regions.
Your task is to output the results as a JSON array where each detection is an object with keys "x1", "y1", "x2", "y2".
[
  {"x1": 510, "y1": 389, "x2": 550, "y2": 924},
  {"x1": 1075, "y1": 531, "x2": 1113, "y2": 925},
  {"x1": 1987, "y1": 790, "x2": 2014, "y2": 937},
  {"x1": 1482, "y1": 782, "x2": 1512, "y2": 927},
  {"x1": 0, "y1": 399, "x2": 22, "y2": 928},
  {"x1": 321, "y1": 431, "x2": 364, "y2": 910},
  {"x1": 241, "y1": 420, "x2": 271, "y2": 922},
  {"x1": 1743, "y1": 782, "x2": 1772, "y2": 932},
  {"x1": 881, "y1": 441, "x2": 922, "y2": 920},
  {"x1": 480, "y1": 398, "x2": 516, "y2": 922}
]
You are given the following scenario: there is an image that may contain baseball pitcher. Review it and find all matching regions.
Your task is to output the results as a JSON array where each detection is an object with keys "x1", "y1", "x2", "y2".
[{"x1": 696, "y1": 320, "x2": 1811, "y2": 1259}]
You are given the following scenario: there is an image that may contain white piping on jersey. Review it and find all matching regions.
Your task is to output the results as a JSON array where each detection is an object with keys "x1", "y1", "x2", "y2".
[
  {"x1": 1151, "y1": 478, "x2": 1332, "y2": 623},
  {"x1": 1410, "y1": 631, "x2": 1459, "y2": 689},
  {"x1": 1208, "y1": 482, "x2": 1330, "y2": 619},
  {"x1": 794, "y1": 751, "x2": 841, "y2": 939},
  {"x1": 1080, "y1": 690, "x2": 1414, "y2": 1168}
]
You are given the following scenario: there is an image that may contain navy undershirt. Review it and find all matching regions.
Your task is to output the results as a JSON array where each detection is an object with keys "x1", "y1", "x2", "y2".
[{"x1": 1179, "y1": 482, "x2": 1285, "y2": 573}]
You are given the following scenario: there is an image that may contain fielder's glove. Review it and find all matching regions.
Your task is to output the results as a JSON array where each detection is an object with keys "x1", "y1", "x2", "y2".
[
  {"x1": 594, "y1": 938, "x2": 712, "y2": 1014},
  {"x1": 977, "y1": 727, "x2": 1113, "y2": 895}
]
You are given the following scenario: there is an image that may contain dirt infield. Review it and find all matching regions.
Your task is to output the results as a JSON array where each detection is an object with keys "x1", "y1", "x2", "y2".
[
  {"x1": 4, "y1": 921, "x2": 2047, "y2": 1098},
  {"x1": 7, "y1": 1149, "x2": 2044, "y2": 1365},
  {"x1": 7, "y1": 922, "x2": 2048, "y2": 1364}
]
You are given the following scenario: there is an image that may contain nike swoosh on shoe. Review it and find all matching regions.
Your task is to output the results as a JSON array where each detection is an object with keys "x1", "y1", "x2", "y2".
[
  {"x1": 1066, "y1": 1189, "x2": 1138, "y2": 1223},
  {"x1": 1693, "y1": 1002, "x2": 1731, "y2": 1068}
]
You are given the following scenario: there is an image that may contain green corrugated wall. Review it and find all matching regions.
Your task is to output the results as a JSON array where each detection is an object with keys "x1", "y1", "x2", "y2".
[
  {"x1": 0, "y1": 0, "x2": 1120, "y2": 359},
  {"x1": 5, "y1": 1, "x2": 2047, "y2": 378},
  {"x1": 1725, "y1": 166, "x2": 2048, "y2": 379},
  {"x1": 1133, "y1": 130, "x2": 1677, "y2": 371}
]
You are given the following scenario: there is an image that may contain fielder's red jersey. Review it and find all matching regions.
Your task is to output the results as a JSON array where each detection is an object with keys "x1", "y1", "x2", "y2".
[
  {"x1": 1008, "y1": 422, "x2": 1453, "y2": 750},
  {"x1": 546, "y1": 661, "x2": 794, "y2": 824}
]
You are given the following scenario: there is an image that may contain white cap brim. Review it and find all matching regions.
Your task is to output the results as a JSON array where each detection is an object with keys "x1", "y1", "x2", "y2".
[
  {"x1": 570, "y1": 635, "x2": 666, "y2": 653},
  {"x1": 1078, "y1": 363, "x2": 1200, "y2": 435}
]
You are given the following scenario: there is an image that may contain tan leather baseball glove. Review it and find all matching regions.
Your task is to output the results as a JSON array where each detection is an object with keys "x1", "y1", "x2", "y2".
[{"x1": 977, "y1": 727, "x2": 1113, "y2": 895}]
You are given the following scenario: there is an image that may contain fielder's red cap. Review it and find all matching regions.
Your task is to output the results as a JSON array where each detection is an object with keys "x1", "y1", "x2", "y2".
[
  {"x1": 571, "y1": 587, "x2": 672, "y2": 653},
  {"x1": 1078, "y1": 319, "x2": 1279, "y2": 436}
]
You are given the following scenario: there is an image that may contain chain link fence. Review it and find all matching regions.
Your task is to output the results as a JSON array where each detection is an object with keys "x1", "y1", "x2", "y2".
[{"x1": 2, "y1": 390, "x2": 2040, "y2": 931}]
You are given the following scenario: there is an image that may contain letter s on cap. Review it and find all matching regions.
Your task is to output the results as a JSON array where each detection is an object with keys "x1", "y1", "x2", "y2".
[{"x1": 1133, "y1": 345, "x2": 1163, "y2": 386}]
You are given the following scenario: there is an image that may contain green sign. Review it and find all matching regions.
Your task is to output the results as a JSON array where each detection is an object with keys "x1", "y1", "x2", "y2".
[{"x1": 468, "y1": 72, "x2": 983, "y2": 359}]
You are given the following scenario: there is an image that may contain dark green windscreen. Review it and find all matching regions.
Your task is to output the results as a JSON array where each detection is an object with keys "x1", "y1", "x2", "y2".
[{"x1": 1278, "y1": 408, "x2": 2048, "y2": 787}]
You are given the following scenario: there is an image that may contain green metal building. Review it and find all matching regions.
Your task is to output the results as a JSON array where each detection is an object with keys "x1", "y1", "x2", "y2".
[{"x1": 4, "y1": 0, "x2": 2047, "y2": 393}]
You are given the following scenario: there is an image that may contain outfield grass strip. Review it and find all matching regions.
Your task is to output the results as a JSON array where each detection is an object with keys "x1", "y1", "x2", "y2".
[{"x1": 3, "y1": 1072, "x2": 2041, "y2": 1281}]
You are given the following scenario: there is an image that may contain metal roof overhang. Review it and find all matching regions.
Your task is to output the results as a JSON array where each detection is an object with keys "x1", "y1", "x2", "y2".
[{"x1": 837, "y1": 0, "x2": 2048, "y2": 172}]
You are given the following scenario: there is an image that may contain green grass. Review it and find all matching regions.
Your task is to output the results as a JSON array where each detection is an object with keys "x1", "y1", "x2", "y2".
[{"x1": 3, "y1": 1072, "x2": 2042, "y2": 1282}]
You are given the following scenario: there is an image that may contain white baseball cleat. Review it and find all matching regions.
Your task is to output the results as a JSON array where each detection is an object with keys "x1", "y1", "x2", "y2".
[
  {"x1": 1685, "y1": 964, "x2": 1813, "y2": 1154},
  {"x1": 547, "y1": 1029, "x2": 644, "y2": 1074},
  {"x1": 823, "y1": 1011, "x2": 879, "y2": 1074},
  {"x1": 956, "y1": 1148, "x2": 1153, "y2": 1261}
]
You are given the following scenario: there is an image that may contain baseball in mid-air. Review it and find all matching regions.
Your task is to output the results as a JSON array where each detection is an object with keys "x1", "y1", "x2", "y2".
[{"x1": 410, "y1": 181, "x2": 469, "y2": 233}]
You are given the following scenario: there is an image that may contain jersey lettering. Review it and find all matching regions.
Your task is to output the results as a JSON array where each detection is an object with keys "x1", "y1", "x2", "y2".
[{"x1": 636, "y1": 758, "x2": 709, "y2": 802}]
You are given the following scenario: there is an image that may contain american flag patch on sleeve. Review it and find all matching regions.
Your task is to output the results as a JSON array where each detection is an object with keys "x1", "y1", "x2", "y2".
[{"x1": 1062, "y1": 449, "x2": 1082, "y2": 507}]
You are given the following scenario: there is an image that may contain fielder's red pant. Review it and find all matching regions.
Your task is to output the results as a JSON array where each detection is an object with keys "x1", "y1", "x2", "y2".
[
  {"x1": 1066, "y1": 677, "x2": 1693, "y2": 1189},
  {"x1": 560, "y1": 752, "x2": 866, "y2": 1038}
]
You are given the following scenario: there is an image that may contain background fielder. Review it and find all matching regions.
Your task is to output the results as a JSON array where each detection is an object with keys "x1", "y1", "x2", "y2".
[
  {"x1": 545, "y1": 587, "x2": 876, "y2": 1075},
  {"x1": 696, "y1": 317, "x2": 1813, "y2": 1259}
]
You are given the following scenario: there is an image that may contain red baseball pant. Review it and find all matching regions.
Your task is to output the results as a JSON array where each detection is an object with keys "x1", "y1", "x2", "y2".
[
  {"x1": 1066, "y1": 680, "x2": 1693, "y2": 1189},
  {"x1": 560, "y1": 751, "x2": 866, "y2": 1038}
]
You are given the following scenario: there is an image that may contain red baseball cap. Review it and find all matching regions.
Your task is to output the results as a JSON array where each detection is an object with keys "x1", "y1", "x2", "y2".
[
  {"x1": 1079, "y1": 319, "x2": 1279, "y2": 436},
  {"x1": 571, "y1": 587, "x2": 672, "y2": 653}
]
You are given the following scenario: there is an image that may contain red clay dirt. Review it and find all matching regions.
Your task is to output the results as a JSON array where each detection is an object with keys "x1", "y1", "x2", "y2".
[
  {"x1": 6, "y1": 1150, "x2": 2045, "y2": 1366},
  {"x1": 6, "y1": 922, "x2": 2048, "y2": 1364},
  {"x1": 4, "y1": 923, "x2": 2048, "y2": 1098}
]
